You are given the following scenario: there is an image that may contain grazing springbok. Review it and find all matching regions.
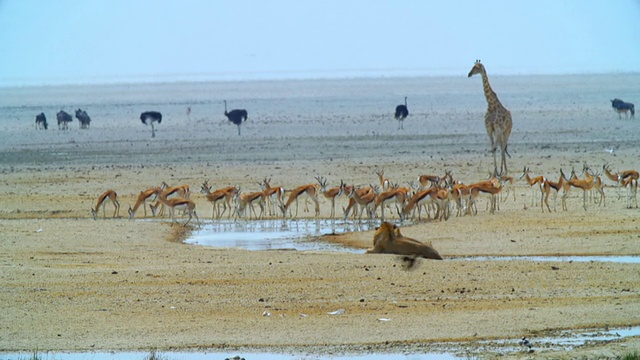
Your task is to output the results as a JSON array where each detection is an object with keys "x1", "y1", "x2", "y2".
[
  {"x1": 280, "y1": 183, "x2": 320, "y2": 218},
  {"x1": 156, "y1": 190, "x2": 199, "y2": 227},
  {"x1": 150, "y1": 182, "x2": 190, "y2": 217},
  {"x1": 128, "y1": 187, "x2": 162, "y2": 219},
  {"x1": 91, "y1": 190, "x2": 120, "y2": 220},
  {"x1": 235, "y1": 187, "x2": 265, "y2": 220}
]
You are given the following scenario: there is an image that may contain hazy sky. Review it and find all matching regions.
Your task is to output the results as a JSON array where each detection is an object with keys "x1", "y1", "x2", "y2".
[{"x1": 1, "y1": 0, "x2": 639, "y2": 86}]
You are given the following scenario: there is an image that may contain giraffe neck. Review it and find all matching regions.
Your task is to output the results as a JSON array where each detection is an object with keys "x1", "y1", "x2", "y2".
[{"x1": 480, "y1": 69, "x2": 502, "y2": 110}]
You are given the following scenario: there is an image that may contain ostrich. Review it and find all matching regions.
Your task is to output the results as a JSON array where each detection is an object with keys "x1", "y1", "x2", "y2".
[
  {"x1": 395, "y1": 97, "x2": 409, "y2": 129},
  {"x1": 75, "y1": 109, "x2": 91, "y2": 129},
  {"x1": 56, "y1": 110, "x2": 73, "y2": 130},
  {"x1": 223, "y1": 100, "x2": 248, "y2": 135},
  {"x1": 140, "y1": 111, "x2": 162, "y2": 138},
  {"x1": 35, "y1": 112, "x2": 48, "y2": 130}
]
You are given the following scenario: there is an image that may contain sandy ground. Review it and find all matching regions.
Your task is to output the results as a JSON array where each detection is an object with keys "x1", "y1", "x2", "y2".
[{"x1": 1, "y1": 74, "x2": 640, "y2": 358}]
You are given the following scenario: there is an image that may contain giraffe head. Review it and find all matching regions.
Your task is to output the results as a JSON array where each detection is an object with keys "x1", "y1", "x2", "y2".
[{"x1": 467, "y1": 60, "x2": 485, "y2": 78}]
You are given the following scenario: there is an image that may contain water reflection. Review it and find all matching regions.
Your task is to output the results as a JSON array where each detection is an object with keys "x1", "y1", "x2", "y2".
[
  {"x1": 187, "y1": 220, "x2": 640, "y2": 265},
  {"x1": 187, "y1": 219, "x2": 375, "y2": 252}
]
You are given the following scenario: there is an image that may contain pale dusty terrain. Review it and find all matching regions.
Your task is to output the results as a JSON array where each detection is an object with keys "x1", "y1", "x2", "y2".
[{"x1": 1, "y1": 74, "x2": 640, "y2": 358}]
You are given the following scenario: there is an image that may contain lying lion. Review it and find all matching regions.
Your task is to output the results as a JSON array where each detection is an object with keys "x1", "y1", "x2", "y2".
[{"x1": 367, "y1": 222, "x2": 443, "y2": 263}]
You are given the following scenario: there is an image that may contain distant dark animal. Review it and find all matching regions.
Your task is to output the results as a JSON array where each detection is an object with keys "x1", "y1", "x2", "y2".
[
  {"x1": 140, "y1": 111, "x2": 162, "y2": 138},
  {"x1": 519, "y1": 337, "x2": 533, "y2": 353},
  {"x1": 223, "y1": 100, "x2": 248, "y2": 135},
  {"x1": 35, "y1": 112, "x2": 48, "y2": 130},
  {"x1": 56, "y1": 110, "x2": 73, "y2": 130},
  {"x1": 395, "y1": 96, "x2": 409, "y2": 129},
  {"x1": 75, "y1": 109, "x2": 91, "y2": 129},
  {"x1": 611, "y1": 98, "x2": 635, "y2": 119}
]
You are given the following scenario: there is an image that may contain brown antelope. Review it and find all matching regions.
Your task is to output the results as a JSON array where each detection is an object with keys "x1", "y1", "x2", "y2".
[
  {"x1": 417, "y1": 174, "x2": 441, "y2": 190},
  {"x1": 280, "y1": 183, "x2": 320, "y2": 218},
  {"x1": 541, "y1": 172, "x2": 564, "y2": 212},
  {"x1": 519, "y1": 166, "x2": 545, "y2": 207},
  {"x1": 603, "y1": 164, "x2": 639, "y2": 200},
  {"x1": 375, "y1": 169, "x2": 391, "y2": 191},
  {"x1": 467, "y1": 177, "x2": 503, "y2": 215},
  {"x1": 235, "y1": 188, "x2": 265, "y2": 220},
  {"x1": 450, "y1": 182, "x2": 472, "y2": 216},
  {"x1": 260, "y1": 177, "x2": 284, "y2": 216},
  {"x1": 400, "y1": 187, "x2": 448, "y2": 222},
  {"x1": 374, "y1": 187, "x2": 407, "y2": 221},
  {"x1": 151, "y1": 182, "x2": 191, "y2": 216},
  {"x1": 128, "y1": 187, "x2": 162, "y2": 219},
  {"x1": 315, "y1": 176, "x2": 345, "y2": 218},
  {"x1": 91, "y1": 190, "x2": 120, "y2": 220},
  {"x1": 559, "y1": 168, "x2": 577, "y2": 211},
  {"x1": 621, "y1": 176, "x2": 638, "y2": 208},
  {"x1": 417, "y1": 170, "x2": 453, "y2": 190},
  {"x1": 200, "y1": 181, "x2": 238, "y2": 219},
  {"x1": 345, "y1": 184, "x2": 376, "y2": 221},
  {"x1": 342, "y1": 185, "x2": 375, "y2": 220},
  {"x1": 155, "y1": 190, "x2": 199, "y2": 227},
  {"x1": 563, "y1": 165, "x2": 596, "y2": 211}
]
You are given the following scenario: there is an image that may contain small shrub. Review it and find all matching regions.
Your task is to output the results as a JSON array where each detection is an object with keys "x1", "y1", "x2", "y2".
[{"x1": 621, "y1": 351, "x2": 640, "y2": 360}]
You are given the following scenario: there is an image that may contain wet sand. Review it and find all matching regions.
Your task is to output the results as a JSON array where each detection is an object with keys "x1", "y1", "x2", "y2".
[{"x1": 1, "y1": 74, "x2": 640, "y2": 358}]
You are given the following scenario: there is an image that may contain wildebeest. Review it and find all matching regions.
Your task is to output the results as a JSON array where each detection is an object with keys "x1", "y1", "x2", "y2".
[
  {"x1": 35, "y1": 113, "x2": 48, "y2": 130},
  {"x1": 140, "y1": 111, "x2": 162, "y2": 138},
  {"x1": 56, "y1": 110, "x2": 73, "y2": 130},
  {"x1": 75, "y1": 109, "x2": 91, "y2": 129},
  {"x1": 611, "y1": 98, "x2": 635, "y2": 119}
]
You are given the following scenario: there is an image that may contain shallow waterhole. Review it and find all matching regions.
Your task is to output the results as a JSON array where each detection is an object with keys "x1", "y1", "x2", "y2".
[
  {"x1": 186, "y1": 219, "x2": 640, "y2": 264},
  {"x1": 187, "y1": 219, "x2": 372, "y2": 253},
  {"x1": 2, "y1": 326, "x2": 639, "y2": 360}
]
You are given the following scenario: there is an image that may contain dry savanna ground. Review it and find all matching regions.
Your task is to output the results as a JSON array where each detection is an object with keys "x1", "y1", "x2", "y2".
[{"x1": 1, "y1": 74, "x2": 640, "y2": 359}]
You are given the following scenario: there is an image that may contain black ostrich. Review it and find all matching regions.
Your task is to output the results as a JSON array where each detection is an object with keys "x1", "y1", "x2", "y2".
[
  {"x1": 35, "y1": 112, "x2": 48, "y2": 130},
  {"x1": 395, "y1": 97, "x2": 409, "y2": 130},
  {"x1": 75, "y1": 109, "x2": 91, "y2": 129},
  {"x1": 140, "y1": 111, "x2": 162, "y2": 138},
  {"x1": 223, "y1": 100, "x2": 248, "y2": 135},
  {"x1": 56, "y1": 110, "x2": 73, "y2": 130}
]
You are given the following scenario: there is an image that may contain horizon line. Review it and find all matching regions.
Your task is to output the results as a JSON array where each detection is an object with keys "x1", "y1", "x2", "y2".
[{"x1": 1, "y1": 68, "x2": 639, "y2": 88}]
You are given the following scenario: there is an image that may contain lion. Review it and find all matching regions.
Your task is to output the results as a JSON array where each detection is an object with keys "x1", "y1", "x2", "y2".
[{"x1": 367, "y1": 222, "x2": 443, "y2": 264}]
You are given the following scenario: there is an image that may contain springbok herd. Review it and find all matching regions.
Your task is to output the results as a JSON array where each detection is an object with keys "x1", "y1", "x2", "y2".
[{"x1": 90, "y1": 162, "x2": 639, "y2": 227}]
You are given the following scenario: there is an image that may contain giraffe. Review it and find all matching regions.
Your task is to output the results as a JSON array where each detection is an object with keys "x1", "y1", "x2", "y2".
[{"x1": 468, "y1": 60, "x2": 512, "y2": 175}]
